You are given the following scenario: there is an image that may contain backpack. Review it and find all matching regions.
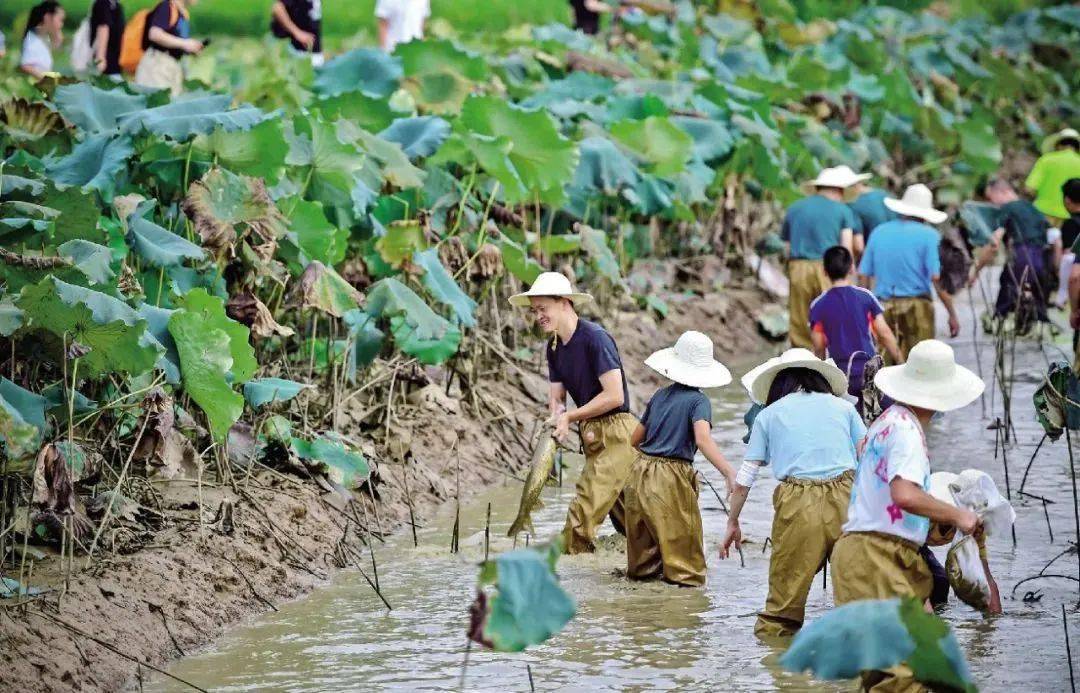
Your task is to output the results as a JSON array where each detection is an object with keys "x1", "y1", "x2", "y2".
[
  {"x1": 119, "y1": 3, "x2": 179, "y2": 74},
  {"x1": 70, "y1": 18, "x2": 94, "y2": 72}
]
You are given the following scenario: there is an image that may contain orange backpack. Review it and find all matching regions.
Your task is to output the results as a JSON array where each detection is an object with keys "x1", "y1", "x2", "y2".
[{"x1": 118, "y1": 3, "x2": 180, "y2": 74}]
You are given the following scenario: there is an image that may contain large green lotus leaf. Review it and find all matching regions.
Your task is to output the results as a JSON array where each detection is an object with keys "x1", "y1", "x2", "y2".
[
  {"x1": 243, "y1": 378, "x2": 310, "y2": 409},
  {"x1": 173, "y1": 288, "x2": 257, "y2": 385},
  {"x1": 295, "y1": 261, "x2": 361, "y2": 318},
  {"x1": 314, "y1": 49, "x2": 403, "y2": 98},
  {"x1": 413, "y1": 248, "x2": 477, "y2": 327},
  {"x1": 671, "y1": 117, "x2": 735, "y2": 163},
  {"x1": 16, "y1": 277, "x2": 161, "y2": 378},
  {"x1": 168, "y1": 310, "x2": 243, "y2": 441},
  {"x1": 191, "y1": 119, "x2": 289, "y2": 181},
  {"x1": 404, "y1": 69, "x2": 473, "y2": 115},
  {"x1": 460, "y1": 132, "x2": 523, "y2": 200},
  {"x1": 0, "y1": 300, "x2": 24, "y2": 336},
  {"x1": 378, "y1": 117, "x2": 450, "y2": 160},
  {"x1": 957, "y1": 115, "x2": 1001, "y2": 175},
  {"x1": 523, "y1": 73, "x2": 615, "y2": 108},
  {"x1": 499, "y1": 238, "x2": 543, "y2": 285},
  {"x1": 126, "y1": 202, "x2": 206, "y2": 268},
  {"x1": 57, "y1": 240, "x2": 114, "y2": 285},
  {"x1": 0, "y1": 385, "x2": 43, "y2": 474},
  {"x1": 282, "y1": 198, "x2": 349, "y2": 269},
  {"x1": 459, "y1": 96, "x2": 578, "y2": 206},
  {"x1": 610, "y1": 116, "x2": 693, "y2": 177},
  {"x1": 135, "y1": 302, "x2": 181, "y2": 384},
  {"x1": 375, "y1": 220, "x2": 427, "y2": 268},
  {"x1": 604, "y1": 94, "x2": 670, "y2": 123},
  {"x1": 38, "y1": 184, "x2": 105, "y2": 245},
  {"x1": 314, "y1": 92, "x2": 398, "y2": 133},
  {"x1": 52, "y1": 82, "x2": 147, "y2": 134},
  {"x1": 537, "y1": 233, "x2": 582, "y2": 255},
  {"x1": 350, "y1": 127, "x2": 425, "y2": 189},
  {"x1": 579, "y1": 226, "x2": 622, "y2": 284},
  {"x1": 287, "y1": 115, "x2": 367, "y2": 213},
  {"x1": 0, "y1": 378, "x2": 48, "y2": 435},
  {"x1": 342, "y1": 309, "x2": 385, "y2": 376},
  {"x1": 0, "y1": 201, "x2": 56, "y2": 243},
  {"x1": 396, "y1": 39, "x2": 489, "y2": 82},
  {"x1": 897, "y1": 597, "x2": 975, "y2": 692},
  {"x1": 45, "y1": 134, "x2": 133, "y2": 201},
  {"x1": 571, "y1": 137, "x2": 642, "y2": 196},
  {"x1": 476, "y1": 544, "x2": 575, "y2": 652},
  {"x1": 0, "y1": 173, "x2": 45, "y2": 196},
  {"x1": 365, "y1": 277, "x2": 461, "y2": 364},
  {"x1": 117, "y1": 94, "x2": 264, "y2": 140},
  {"x1": 291, "y1": 433, "x2": 370, "y2": 487}
]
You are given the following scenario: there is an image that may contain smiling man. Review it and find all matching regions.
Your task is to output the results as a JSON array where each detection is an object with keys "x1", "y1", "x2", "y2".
[{"x1": 510, "y1": 272, "x2": 637, "y2": 554}]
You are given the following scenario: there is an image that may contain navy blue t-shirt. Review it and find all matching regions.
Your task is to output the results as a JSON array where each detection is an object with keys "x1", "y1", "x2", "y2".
[
  {"x1": 639, "y1": 383, "x2": 711, "y2": 462},
  {"x1": 546, "y1": 319, "x2": 630, "y2": 415},
  {"x1": 809, "y1": 285, "x2": 883, "y2": 388}
]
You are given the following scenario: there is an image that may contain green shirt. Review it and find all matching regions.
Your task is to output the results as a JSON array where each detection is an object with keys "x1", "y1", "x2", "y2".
[
  {"x1": 1025, "y1": 148, "x2": 1080, "y2": 219},
  {"x1": 782, "y1": 194, "x2": 860, "y2": 260}
]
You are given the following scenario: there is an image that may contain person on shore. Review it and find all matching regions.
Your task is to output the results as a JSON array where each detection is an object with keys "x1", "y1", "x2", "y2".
[
  {"x1": 19, "y1": 2, "x2": 65, "y2": 80},
  {"x1": 969, "y1": 178, "x2": 1053, "y2": 325},
  {"x1": 271, "y1": 0, "x2": 323, "y2": 67},
  {"x1": 810, "y1": 245, "x2": 903, "y2": 416},
  {"x1": 1056, "y1": 179, "x2": 1080, "y2": 309},
  {"x1": 831, "y1": 339, "x2": 984, "y2": 692},
  {"x1": 782, "y1": 166, "x2": 866, "y2": 350},
  {"x1": 720, "y1": 349, "x2": 863, "y2": 638},
  {"x1": 858, "y1": 184, "x2": 960, "y2": 362},
  {"x1": 90, "y1": 0, "x2": 125, "y2": 75},
  {"x1": 510, "y1": 272, "x2": 638, "y2": 554},
  {"x1": 624, "y1": 331, "x2": 736, "y2": 587},
  {"x1": 375, "y1": 0, "x2": 429, "y2": 53},
  {"x1": 1026, "y1": 127, "x2": 1080, "y2": 224},
  {"x1": 848, "y1": 179, "x2": 897, "y2": 246},
  {"x1": 134, "y1": 0, "x2": 203, "y2": 96}
]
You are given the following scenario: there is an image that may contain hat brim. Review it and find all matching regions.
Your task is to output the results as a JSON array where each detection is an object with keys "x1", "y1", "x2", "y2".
[
  {"x1": 747, "y1": 357, "x2": 849, "y2": 405},
  {"x1": 508, "y1": 291, "x2": 593, "y2": 308},
  {"x1": 874, "y1": 363, "x2": 984, "y2": 412},
  {"x1": 645, "y1": 348, "x2": 732, "y2": 389},
  {"x1": 800, "y1": 174, "x2": 870, "y2": 200},
  {"x1": 884, "y1": 197, "x2": 948, "y2": 225},
  {"x1": 1042, "y1": 129, "x2": 1080, "y2": 155}
]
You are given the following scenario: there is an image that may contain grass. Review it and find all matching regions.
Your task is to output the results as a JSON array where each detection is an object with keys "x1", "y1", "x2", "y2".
[{"x1": 0, "y1": 0, "x2": 571, "y2": 40}]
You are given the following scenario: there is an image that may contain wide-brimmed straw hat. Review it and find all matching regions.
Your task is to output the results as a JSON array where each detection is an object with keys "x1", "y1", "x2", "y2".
[
  {"x1": 1041, "y1": 127, "x2": 1080, "y2": 155},
  {"x1": 929, "y1": 470, "x2": 1015, "y2": 538},
  {"x1": 800, "y1": 165, "x2": 871, "y2": 197},
  {"x1": 883, "y1": 184, "x2": 948, "y2": 224},
  {"x1": 745, "y1": 348, "x2": 848, "y2": 405},
  {"x1": 508, "y1": 271, "x2": 593, "y2": 308},
  {"x1": 874, "y1": 340, "x2": 983, "y2": 412},
  {"x1": 645, "y1": 331, "x2": 732, "y2": 389}
]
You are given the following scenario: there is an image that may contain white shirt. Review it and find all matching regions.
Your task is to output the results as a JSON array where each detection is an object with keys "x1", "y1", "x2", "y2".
[
  {"x1": 843, "y1": 405, "x2": 932, "y2": 544},
  {"x1": 20, "y1": 31, "x2": 53, "y2": 73},
  {"x1": 375, "y1": 0, "x2": 430, "y2": 52}
]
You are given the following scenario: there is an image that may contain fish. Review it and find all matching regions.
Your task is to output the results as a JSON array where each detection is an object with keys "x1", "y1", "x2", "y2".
[{"x1": 507, "y1": 421, "x2": 559, "y2": 538}]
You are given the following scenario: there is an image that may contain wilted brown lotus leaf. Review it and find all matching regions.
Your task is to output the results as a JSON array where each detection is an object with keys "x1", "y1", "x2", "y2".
[{"x1": 226, "y1": 291, "x2": 295, "y2": 338}]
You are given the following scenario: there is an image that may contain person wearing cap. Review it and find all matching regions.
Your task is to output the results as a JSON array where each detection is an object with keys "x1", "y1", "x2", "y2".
[
  {"x1": 1025, "y1": 127, "x2": 1080, "y2": 224},
  {"x1": 782, "y1": 166, "x2": 867, "y2": 350},
  {"x1": 510, "y1": 272, "x2": 637, "y2": 554},
  {"x1": 623, "y1": 331, "x2": 737, "y2": 587},
  {"x1": 848, "y1": 180, "x2": 897, "y2": 245},
  {"x1": 858, "y1": 184, "x2": 960, "y2": 362},
  {"x1": 720, "y1": 349, "x2": 865, "y2": 638},
  {"x1": 831, "y1": 339, "x2": 984, "y2": 692}
]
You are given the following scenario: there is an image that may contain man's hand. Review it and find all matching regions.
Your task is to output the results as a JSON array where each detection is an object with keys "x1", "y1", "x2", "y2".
[
  {"x1": 948, "y1": 314, "x2": 961, "y2": 338},
  {"x1": 185, "y1": 39, "x2": 205, "y2": 55},
  {"x1": 987, "y1": 576, "x2": 1002, "y2": 614},
  {"x1": 293, "y1": 29, "x2": 316, "y2": 50},
  {"x1": 554, "y1": 412, "x2": 571, "y2": 443},
  {"x1": 955, "y1": 508, "x2": 980, "y2": 536},
  {"x1": 95, "y1": 55, "x2": 107, "y2": 72},
  {"x1": 719, "y1": 520, "x2": 742, "y2": 559}
]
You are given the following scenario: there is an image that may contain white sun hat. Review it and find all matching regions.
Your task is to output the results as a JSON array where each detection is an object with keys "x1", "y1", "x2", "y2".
[
  {"x1": 1041, "y1": 127, "x2": 1080, "y2": 155},
  {"x1": 746, "y1": 348, "x2": 849, "y2": 405},
  {"x1": 874, "y1": 340, "x2": 984, "y2": 412},
  {"x1": 645, "y1": 331, "x2": 732, "y2": 389},
  {"x1": 508, "y1": 271, "x2": 593, "y2": 308},
  {"x1": 801, "y1": 165, "x2": 872, "y2": 196},
  {"x1": 929, "y1": 470, "x2": 1015, "y2": 539},
  {"x1": 883, "y1": 183, "x2": 948, "y2": 225}
]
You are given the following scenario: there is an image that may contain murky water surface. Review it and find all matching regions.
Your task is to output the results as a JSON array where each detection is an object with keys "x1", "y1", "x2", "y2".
[{"x1": 155, "y1": 298, "x2": 1078, "y2": 691}]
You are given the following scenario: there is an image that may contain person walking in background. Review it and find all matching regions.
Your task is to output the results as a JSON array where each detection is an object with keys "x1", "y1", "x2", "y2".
[
  {"x1": 848, "y1": 178, "x2": 897, "y2": 246},
  {"x1": 1056, "y1": 178, "x2": 1080, "y2": 309},
  {"x1": 625, "y1": 331, "x2": 737, "y2": 587},
  {"x1": 375, "y1": 0, "x2": 429, "y2": 53},
  {"x1": 19, "y1": 2, "x2": 65, "y2": 79},
  {"x1": 570, "y1": 0, "x2": 614, "y2": 34},
  {"x1": 90, "y1": 0, "x2": 125, "y2": 75},
  {"x1": 509, "y1": 272, "x2": 638, "y2": 554},
  {"x1": 1063, "y1": 180, "x2": 1080, "y2": 366},
  {"x1": 782, "y1": 166, "x2": 866, "y2": 349},
  {"x1": 1026, "y1": 128, "x2": 1080, "y2": 224},
  {"x1": 134, "y1": 0, "x2": 203, "y2": 96},
  {"x1": 271, "y1": 0, "x2": 323, "y2": 67},
  {"x1": 721, "y1": 349, "x2": 864, "y2": 639},
  {"x1": 859, "y1": 184, "x2": 960, "y2": 362},
  {"x1": 810, "y1": 245, "x2": 903, "y2": 416}
]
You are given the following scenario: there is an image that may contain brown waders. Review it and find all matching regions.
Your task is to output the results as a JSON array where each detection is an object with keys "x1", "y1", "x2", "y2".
[
  {"x1": 624, "y1": 453, "x2": 706, "y2": 587},
  {"x1": 754, "y1": 470, "x2": 853, "y2": 638},
  {"x1": 832, "y1": 531, "x2": 935, "y2": 693},
  {"x1": 882, "y1": 296, "x2": 935, "y2": 364},
  {"x1": 562, "y1": 412, "x2": 638, "y2": 554},
  {"x1": 788, "y1": 259, "x2": 829, "y2": 349}
]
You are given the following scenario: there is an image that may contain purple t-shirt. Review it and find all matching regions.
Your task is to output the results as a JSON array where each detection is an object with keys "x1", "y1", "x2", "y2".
[
  {"x1": 546, "y1": 319, "x2": 630, "y2": 415},
  {"x1": 809, "y1": 285, "x2": 883, "y2": 387}
]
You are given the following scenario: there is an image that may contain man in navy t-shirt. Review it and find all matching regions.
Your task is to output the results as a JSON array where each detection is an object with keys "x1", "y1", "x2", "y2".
[
  {"x1": 510, "y1": 272, "x2": 638, "y2": 554},
  {"x1": 810, "y1": 246, "x2": 902, "y2": 414}
]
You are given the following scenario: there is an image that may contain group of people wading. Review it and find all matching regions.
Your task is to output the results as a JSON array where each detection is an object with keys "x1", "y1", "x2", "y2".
[{"x1": 505, "y1": 136, "x2": 1080, "y2": 690}]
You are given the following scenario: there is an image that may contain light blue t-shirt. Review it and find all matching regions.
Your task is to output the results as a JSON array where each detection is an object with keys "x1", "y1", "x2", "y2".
[
  {"x1": 745, "y1": 391, "x2": 865, "y2": 480},
  {"x1": 858, "y1": 219, "x2": 941, "y2": 300},
  {"x1": 782, "y1": 195, "x2": 861, "y2": 260}
]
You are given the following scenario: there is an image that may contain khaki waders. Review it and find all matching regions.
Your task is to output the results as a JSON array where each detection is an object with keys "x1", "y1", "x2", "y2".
[
  {"x1": 788, "y1": 259, "x2": 829, "y2": 349},
  {"x1": 832, "y1": 531, "x2": 935, "y2": 693},
  {"x1": 754, "y1": 470, "x2": 853, "y2": 638},
  {"x1": 562, "y1": 412, "x2": 638, "y2": 554},
  {"x1": 882, "y1": 296, "x2": 935, "y2": 364},
  {"x1": 624, "y1": 453, "x2": 706, "y2": 587}
]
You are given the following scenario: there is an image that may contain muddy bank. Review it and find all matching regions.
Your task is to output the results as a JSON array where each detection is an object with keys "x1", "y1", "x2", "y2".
[{"x1": 0, "y1": 260, "x2": 776, "y2": 693}]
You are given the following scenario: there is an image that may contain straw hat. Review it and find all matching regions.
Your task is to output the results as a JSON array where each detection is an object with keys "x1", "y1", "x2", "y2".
[
  {"x1": 929, "y1": 470, "x2": 1015, "y2": 539},
  {"x1": 1041, "y1": 127, "x2": 1080, "y2": 155},
  {"x1": 745, "y1": 348, "x2": 849, "y2": 405},
  {"x1": 645, "y1": 331, "x2": 732, "y2": 389},
  {"x1": 800, "y1": 165, "x2": 872, "y2": 197},
  {"x1": 508, "y1": 271, "x2": 593, "y2": 307},
  {"x1": 874, "y1": 340, "x2": 984, "y2": 412},
  {"x1": 883, "y1": 184, "x2": 948, "y2": 224}
]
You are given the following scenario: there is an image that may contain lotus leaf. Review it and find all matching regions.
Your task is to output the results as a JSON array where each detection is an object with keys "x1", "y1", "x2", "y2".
[
  {"x1": 287, "y1": 115, "x2": 368, "y2": 214},
  {"x1": 168, "y1": 309, "x2": 244, "y2": 441},
  {"x1": 291, "y1": 433, "x2": 370, "y2": 487},
  {"x1": 498, "y1": 238, "x2": 544, "y2": 285},
  {"x1": 183, "y1": 168, "x2": 284, "y2": 257},
  {"x1": 52, "y1": 82, "x2": 146, "y2": 134},
  {"x1": 0, "y1": 301, "x2": 24, "y2": 337},
  {"x1": 173, "y1": 289, "x2": 257, "y2": 385},
  {"x1": 610, "y1": 116, "x2": 693, "y2": 177},
  {"x1": 0, "y1": 173, "x2": 45, "y2": 196},
  {"x1": 412, "y1": 248, "x2": 477, "y2": 327},
  {"x1": 45, "y1": 134, "x2": 133, "y2": 201},
  {"x1": 117, "y1": 94, "x2": 265, "y2": 140},
  {"x1": 243, "y1": 378, "x2": 310, "y2": 409},
  {"x1": 571, "y1": 137, "x2": 642, "y2": 196},
  {"x1": 350, "y1": 128, "x2": 425, "y2": 189},
  {"x1": 0, "y1": 99, "x2": 64, "y2": 143},
  {"x1": 314, "y1": 49, "x2": 403, "y2": 99},
  {"x1": 0, "y1": 386, "x2": 42, "y2": 474},
  {"x1": 283, "y1": 198, "x2": 349, "y2": 268},
  {"x1": 375, "y1": 220, "x2": 427, "y2": 268},
  {"x1": 126, "y1": 202, "x2": 206, "y2": 268},
  {"x1": 56, "y1": 240, "x2": 114, "y2": 286},
  {"x1": 365, "y1": 277, "x2": 461, "y2": 364},
  {"x1": 671, "y1": 117, "x2": 735, "y2": 162},
  {"x1": 314, "y1": 92, "x2": 399, "y2": 133},
  {"x1": 579, "y1": 226, "x2": 622, "y2": 283},
  {"x1": 191, "y1": 119, "x2": 289, "y2": 181},
  {"x1": 135, "y1": 303, "x2": 181, "y2": 384},
  {"x1": 40, "y1": 184, "x2": 105, "y2": 245},
  {"x1": 294, "y1": 261, "x2": 361, "y2": 318},
  {"x1": 343, "y1": 309, "x2": 385, "y2": 376},
  {"x1": 379, "y1": 117, "x2": 451, "y2": 159}
]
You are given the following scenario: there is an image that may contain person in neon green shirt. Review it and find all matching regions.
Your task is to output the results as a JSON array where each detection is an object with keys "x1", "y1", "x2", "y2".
[{"x1": 1025, "y1": 128, "x2": 1080, "y2": 221}]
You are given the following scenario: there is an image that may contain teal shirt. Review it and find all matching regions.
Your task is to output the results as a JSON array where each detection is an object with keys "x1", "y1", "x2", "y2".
[
  {"x1": 849, "y1": 189, "x2": 897, "y2": 238},
  {"x1": 744, "y1": 392, "x2": 865, "y2": 480},
  {"x1": 998, "y1": 199, "x2": 1049, "y2": 247},
  {"x1": 782, "y1": 195, "x2": 861, "y2": 260}
]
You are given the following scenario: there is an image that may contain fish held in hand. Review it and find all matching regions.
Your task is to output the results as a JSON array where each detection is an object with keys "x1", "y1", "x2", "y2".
[{"x1": 507, "y1": 421, "x2": 560, "y2": 538}]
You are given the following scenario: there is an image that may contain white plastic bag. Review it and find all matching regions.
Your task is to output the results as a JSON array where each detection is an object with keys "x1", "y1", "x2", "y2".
[{"x1": 70, "y1": 18, "x2": 94, "y2": 72}]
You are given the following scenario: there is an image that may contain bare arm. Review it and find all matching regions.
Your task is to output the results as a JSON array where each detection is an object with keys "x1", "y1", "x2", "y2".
[
  {"x1": 378, "y1": 18, "x2": 390, "y2": 50},
  {"x1": 94, "y1": 25, "x2": 109, "y2": 69},
  {"x1": 19, "y1": 63, "x2": 45, "y2": 79},
  {"x1": 566, "y1": 369, "x2": 624, "y2": 423},
  {"x1": 694, "y1": 420, "x2": 735, "y2": 483},
  {"x1": 871, "y1": 313, "x2": 903, "y2": 364},
  {"x1": 970, "y1": 229, "x2": 1004, "y2": 282},
  {"x1": 272, "y1": 1, "x2": 315, "y2": 48},
  {"x1": 548, "y1": 382, "x2": 567, "y2": 418},
  {"x1": 719, "y1": 481, "x2": 751, "y2": 558},
  {"x1": 853, "y1": 232, "x2": 865, "y2": 261},
  {"x1": 840, "y1": 228, "x2": 854, "y2": 254},
  {"x1": 933, "y1": 276, "x2": 960, "y2": 338},
  {"x1": 810, "y1": 328, "x2": 827, "y2": 360},
  {"x1": 630, "y1": 422, "x2": 645, "y2": 449},
  {"x1": 890, "y1": 478, "x2": 978, "y2": 531},
  {"x1": 148, "y1": 26, "x2": 202, "y2": 54}
]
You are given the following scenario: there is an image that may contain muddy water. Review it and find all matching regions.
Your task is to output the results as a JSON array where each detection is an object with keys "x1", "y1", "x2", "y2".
[{"x1": 154, "y1": 296, "x2": 1078, "y2": 692}]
